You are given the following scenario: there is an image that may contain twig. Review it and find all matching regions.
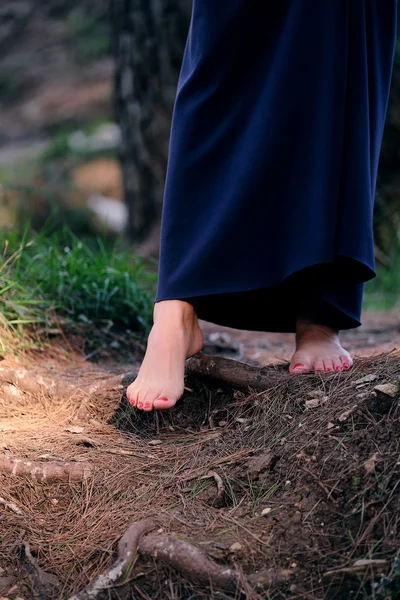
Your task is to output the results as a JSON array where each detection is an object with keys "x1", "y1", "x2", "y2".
[
  {"x1": 0, "y1": 495, "x2": 22, "y2": 514},
  {"x1": 200, "y1": 470, "x2": 226, "y2": 506},
  {"x1": 300, "y1": 466, "x2": 338, "y2": 502},
  {"x1": 21, "y1": 542, "x2": 61, "y2": 597}
]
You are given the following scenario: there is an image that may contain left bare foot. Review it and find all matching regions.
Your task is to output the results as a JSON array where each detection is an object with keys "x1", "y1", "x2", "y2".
[{"x1": 289, "y1": 318, "x2": 353, "y2": 374}]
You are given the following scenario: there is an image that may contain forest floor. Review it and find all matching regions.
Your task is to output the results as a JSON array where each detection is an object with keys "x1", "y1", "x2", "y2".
[{"x1": 0, "y1": 310, "x2": 400, "y2": 600}]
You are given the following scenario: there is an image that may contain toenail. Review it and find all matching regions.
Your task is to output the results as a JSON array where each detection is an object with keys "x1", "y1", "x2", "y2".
[
  {"x1": 343, "y1": 364, "x2": 349, "y2": 370},
  {"x1": 138, "y1": 402, "x2": 143, "y2": 409},
  {"x1": 336, "y1": 366, "x2": 342, "y2": 371},
  {"x1": 157, "y1": 396, "x2": 170, "y2": 402},
  {"x1": 144, "y1": 403, "x2": 151, "y2": 409},
  {"x1": 327, "y1": 368, "x2": 332, "y2": 372},
  {"x1": 293, "y1": 364, "x2": 304, "y2": 369}
]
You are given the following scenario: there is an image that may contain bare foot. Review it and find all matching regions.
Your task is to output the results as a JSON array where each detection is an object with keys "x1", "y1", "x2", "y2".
[
  {"x1": 126, "y1": 300, "x2": 204, "y2": 411},
  {"x1": 289, "y1": 318, "x2": 353, "y2": 374}
]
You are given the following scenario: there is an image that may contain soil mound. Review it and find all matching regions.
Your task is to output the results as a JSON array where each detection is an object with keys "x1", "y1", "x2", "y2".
[{"x1": 0, "y1": 351, "x2": 399, "y2": 599}]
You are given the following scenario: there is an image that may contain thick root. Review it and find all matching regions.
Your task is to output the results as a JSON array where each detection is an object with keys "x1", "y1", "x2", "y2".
[{"x1": 0, "y1": 457, "x2": 92, "y2": 482}]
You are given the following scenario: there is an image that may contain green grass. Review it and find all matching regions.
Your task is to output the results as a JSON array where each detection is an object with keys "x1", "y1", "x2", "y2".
[{"x1": 0, "y1": 226, "x2": 156, "y2": 339}]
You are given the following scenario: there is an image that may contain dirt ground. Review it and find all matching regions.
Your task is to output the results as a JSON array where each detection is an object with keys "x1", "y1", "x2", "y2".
[{"x1": 0, "y1": 310, "x2": 399, "y2": 600}]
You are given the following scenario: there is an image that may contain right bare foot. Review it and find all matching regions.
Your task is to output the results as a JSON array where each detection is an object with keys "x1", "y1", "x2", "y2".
[{"x1": 126, "y1": 300, "x2": 204, "y2": 411}]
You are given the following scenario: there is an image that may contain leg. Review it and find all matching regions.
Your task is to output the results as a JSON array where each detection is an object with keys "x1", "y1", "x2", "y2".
[{"x1": 126, "y1": 300, "x2": 204, "y2": 411}]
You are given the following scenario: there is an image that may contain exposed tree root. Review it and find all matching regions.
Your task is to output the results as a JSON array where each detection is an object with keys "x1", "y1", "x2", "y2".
[
  {"x1": 69, "y1": 519, "x2": 291, "y2": 599},
  {"x1": 0, "y1": 353, "x2": 276, "y2": 403},
  {"x1": 137, "y1": 531, "x2": 239, "y2": 591},
  {"x1": 186, "y1": 352, "x2": 278, "y2": 390},
  {"x1": 68, "y1": 519, "x2": 157, "y2": 600},
  {"x1": 0, "y1": 457, "x2": 92, "y2": 482}
]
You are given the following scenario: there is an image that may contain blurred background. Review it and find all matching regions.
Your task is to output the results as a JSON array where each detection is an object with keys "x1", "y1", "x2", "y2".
[{"x1": 0, "y1": 1, "x2": 399, "y2": 340}]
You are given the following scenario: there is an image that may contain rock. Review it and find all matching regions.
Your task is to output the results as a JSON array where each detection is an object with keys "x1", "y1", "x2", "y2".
[
  {"x1": 64, "y1": 426, "x2": 85, "y2": 434},
  {"x1": 374, "y1": 382, "x2": 399, "y2": 398},
  {"x1": 229, "y1": 542, "x2": 243, "y2": 552},
  {"x1": 261, "y1": 507, "x2": 272, "y2": 516},
  {"x1": 305, "y1": 396, "x2": 328, "y2": 409},
  {"x1": 364, "y1": 453, "x2": 379, "y2": 474},
  {"x1": 214, "y1": 543, "x2": 227, "y2": 550}
]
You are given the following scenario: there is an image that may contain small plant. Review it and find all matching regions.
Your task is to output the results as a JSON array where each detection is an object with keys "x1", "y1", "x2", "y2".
[{"x1": 0, "y1": 226, "x2": 155, "y2": 339}]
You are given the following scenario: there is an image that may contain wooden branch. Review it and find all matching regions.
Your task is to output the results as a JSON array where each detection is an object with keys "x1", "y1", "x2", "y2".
[
  {"x1": 186, "y1": 352, "x2": 278, "y2": 391},
  {"x1": 69, "y1": 519, "x2": 291, "y2": 599},
  {"x1": 0, "y1": 457, "x2": 92, "y2": 482}
]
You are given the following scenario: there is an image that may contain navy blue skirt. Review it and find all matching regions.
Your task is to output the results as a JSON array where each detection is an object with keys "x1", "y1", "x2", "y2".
[{"x1": 157, "y1": 1, "x2": 397, "y2": 332}]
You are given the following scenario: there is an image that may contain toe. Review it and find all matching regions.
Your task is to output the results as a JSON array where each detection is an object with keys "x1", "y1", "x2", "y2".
[
  {"x1": 153, "y1": 393, "x2": 179, "y2": 410},
  {"x1": 289, "y1": 355, "x2": 313, "y2": 374},
  {"x1": 126, "y1": 383, "x2": 138, "y2": 407},
  {"x1": 323, "y1": 358, "x2": 334, "y2": 373},
  {"x1": 136, "y1": 391, "x2": 148, "y2": 411},
  {"x1": 332, "y1": 356, "x2": 343, "y2": 372},
  {"x1": 340, "y1": 354, "x2": 352, "y2": 370},
  {"x1": 314, "y1": 358, "x2": 325, "y2": 373}
]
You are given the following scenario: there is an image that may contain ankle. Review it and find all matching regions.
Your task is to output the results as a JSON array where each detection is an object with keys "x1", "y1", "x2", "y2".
[
  {"x1": 296, "y1": 317, "x2": 339, "y2": 342},
  {"x1": 154, "y1": 299, "x2": 197, "y2": 326}
]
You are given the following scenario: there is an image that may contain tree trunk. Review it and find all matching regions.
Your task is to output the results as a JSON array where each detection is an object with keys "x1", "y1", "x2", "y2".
[{"x1": 110, "y1": 0, "x2": 191, "y2": 244}]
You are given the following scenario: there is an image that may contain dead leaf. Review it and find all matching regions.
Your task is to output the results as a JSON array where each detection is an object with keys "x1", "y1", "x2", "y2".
[
  {"x1": 338, "y1": 406, "x2": 357, "y2": 422},
  {"x1": 364, "y1": 453, "x2": 379, "y2": 474},
  {"x1": 374, "y1": 382, "x2": 399, "y2": 398},
  {"x1": 64, "y1": 426, "x2": 85, "y2": 434},
  {"x1": 246, "y1": 452, "x2": 273, "y2": 475},
  {"x1": 354, "y1": 374, "x2": 379, "y2": 386}
]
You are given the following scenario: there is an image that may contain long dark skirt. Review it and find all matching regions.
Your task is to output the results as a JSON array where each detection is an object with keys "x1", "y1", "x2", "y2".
[{"x1": 156, "y1": 1, "x2": 397, "y2": 332}]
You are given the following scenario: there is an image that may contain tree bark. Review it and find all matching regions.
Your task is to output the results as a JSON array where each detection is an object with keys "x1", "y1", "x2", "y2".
[{"x1": 110, "y1": 0, "x2": 191, "y2": 244}]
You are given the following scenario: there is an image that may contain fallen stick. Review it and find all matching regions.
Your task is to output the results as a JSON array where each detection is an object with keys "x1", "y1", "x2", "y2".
[
  {"x1": 0, "y1": 457, "x2": 92, "y2": 482},
  {"x1": 69, "y1": 519, "x2": 291, "y2": 599}
]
